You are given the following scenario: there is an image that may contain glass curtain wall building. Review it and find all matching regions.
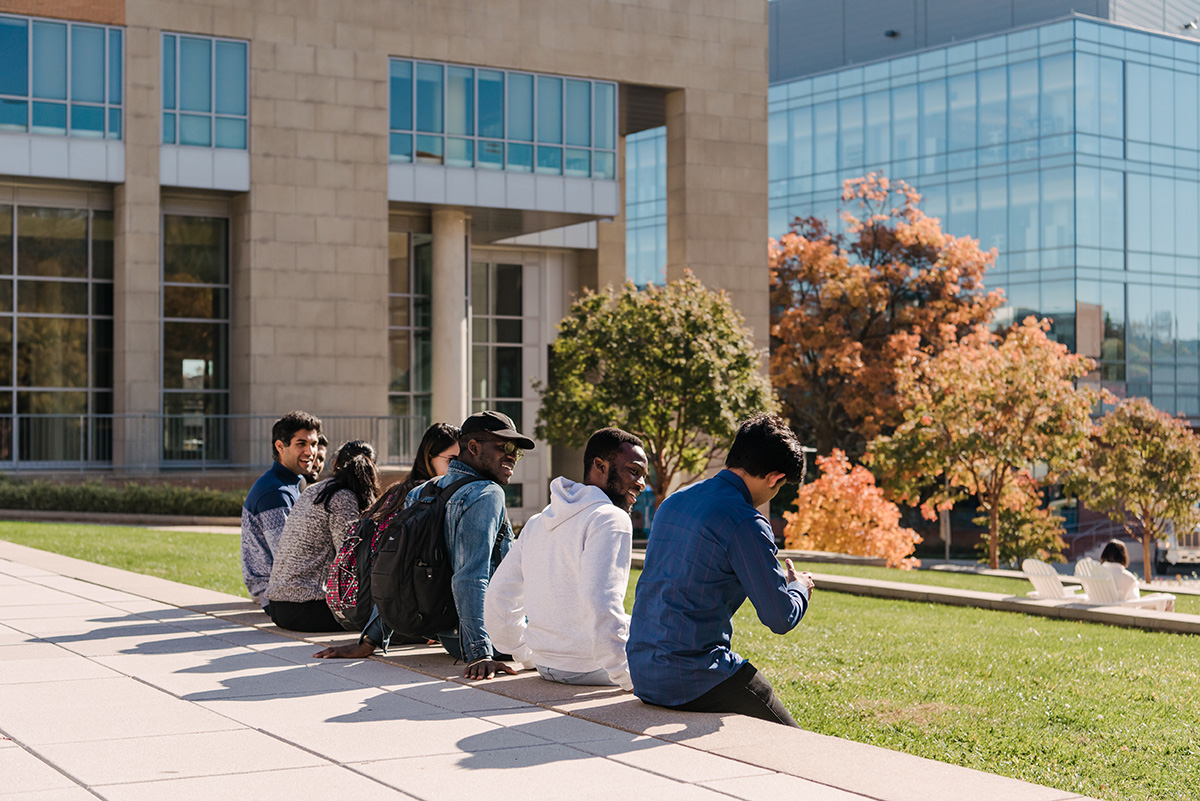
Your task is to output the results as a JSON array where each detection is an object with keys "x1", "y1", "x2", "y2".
[{"x1": 762, "y1": 17, "x2": 1200, "y2": 419}]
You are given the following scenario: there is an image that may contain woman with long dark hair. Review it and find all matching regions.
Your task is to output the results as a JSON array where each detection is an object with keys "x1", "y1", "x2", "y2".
[
  {"x1": 266, "y1": 440, "x2": 380, "y2": 632},
  {"x1": 360, "y1": 422, "x2": 460, "y2": 525}
]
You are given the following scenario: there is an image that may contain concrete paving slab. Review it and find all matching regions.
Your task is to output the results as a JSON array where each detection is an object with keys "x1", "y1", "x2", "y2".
[
  {"x1": 363, "y1": 743, "x2": 731, "y2": 801},
  {"x1": 0, "y1": 676, "x2": 243, "y2": 745},
  {"x1": 572, "y1": 736, "x2": 774, "y2": 783},
  {"x1": 34, "y1": 728, "x2": 326, "y2": 785},
  {"x1": 0, "y1": 585, "x2": 91, "y2": 608},
  {"x1": 93, "y1": 765, "x2": 413, "y2": 801},
  {"x1": 0, "y1": 601, "x2": 123, "y2": 621},
  {"x1": 0, "y1": 655, "x2": 122, "y2": 685},
  {"x1": 393, "y1": 679, "x2": 540, "y2": 714},
  {"x1": 25, "y1": 575, "x2": 142, "y2": 604},
  {"x1": 1, "y1": 787, "x2": 98, "y2": 801},
  {"x1": 0, "y1": 558, "x2": 54, "y2": 577},
  {"x1": 0, "y1": 641, "x2": 75, "y2": 661},
  {"x1": 0, "y1": 744, "x2": 79, "y2": 794},
  {"x1": 700, "y1": 772, "x2": 875, "y2": 800},
  {"x1": 478, "y1": 706, "x2": 645, "y2": 744},
  {"x1": 309, "y1": 657, "x2": 439, "y2": 691}
]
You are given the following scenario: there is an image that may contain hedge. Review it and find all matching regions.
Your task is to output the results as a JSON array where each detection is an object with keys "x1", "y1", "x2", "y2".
[{"x1": 0, "y1": 478, "x2": 244, "y2": 517}]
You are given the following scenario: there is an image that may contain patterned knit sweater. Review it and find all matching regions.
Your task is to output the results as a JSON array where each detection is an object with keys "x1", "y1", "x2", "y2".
[
  {"x1": 265, "y1": 479, "x2": 360, "y2": 603},
  {"x1": 241, "y1": 461, "x2": 303, "y2": 607}
]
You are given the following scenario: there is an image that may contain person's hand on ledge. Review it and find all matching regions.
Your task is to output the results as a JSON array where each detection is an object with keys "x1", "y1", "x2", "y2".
[
  {"x1": 313, "y1": 641, "x2": 375, "y2": 659},
  {"x1": 464, "y1": 659, "x2": 518, "y2": 680}
]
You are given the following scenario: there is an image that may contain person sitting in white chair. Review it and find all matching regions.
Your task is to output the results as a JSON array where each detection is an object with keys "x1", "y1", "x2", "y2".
[{"x1": 1098, "y1": 540, "x2": 1140, "y2": 602}]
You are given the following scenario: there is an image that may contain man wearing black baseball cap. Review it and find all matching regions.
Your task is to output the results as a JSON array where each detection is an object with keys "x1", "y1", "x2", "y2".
[{"x1": 316, "y1": 410, "x2": 534, "y2": 680}]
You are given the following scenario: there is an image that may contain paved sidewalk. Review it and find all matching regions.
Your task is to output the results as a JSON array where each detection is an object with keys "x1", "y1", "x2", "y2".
[{"x1": 0, "y1": 541, "x2": 1097, "y2": 801}]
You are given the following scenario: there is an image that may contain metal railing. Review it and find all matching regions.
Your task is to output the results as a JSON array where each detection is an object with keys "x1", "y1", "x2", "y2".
[{"x1": 0, "y1": 414, "x2": 426, "y2": 471}]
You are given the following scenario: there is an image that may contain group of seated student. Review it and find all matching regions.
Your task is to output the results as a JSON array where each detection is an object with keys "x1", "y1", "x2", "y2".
[{"x1": 243, "y1": 409, "x2": 816, "y2": 727}]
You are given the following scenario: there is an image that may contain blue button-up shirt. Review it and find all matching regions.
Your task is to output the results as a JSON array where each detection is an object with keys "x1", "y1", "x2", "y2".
[
  {"x1": 626, "y1": 469, "x2": 810, "y2": 707},
  {"x1": 362, "y1": 459, "x2": 512, "y2": 663}
]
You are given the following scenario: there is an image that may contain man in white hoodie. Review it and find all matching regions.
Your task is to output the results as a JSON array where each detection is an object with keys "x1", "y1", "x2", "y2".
[{"x1": 485, "y1": 428, "x2": 647, "y2": 690}]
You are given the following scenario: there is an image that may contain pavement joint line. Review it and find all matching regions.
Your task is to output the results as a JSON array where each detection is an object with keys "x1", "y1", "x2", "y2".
[{"x1": 0, "y1": 724, "x2": 107, "y2": 799}]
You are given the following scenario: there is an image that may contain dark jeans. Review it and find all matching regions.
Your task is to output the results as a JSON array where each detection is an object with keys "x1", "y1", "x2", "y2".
[
  {"x1": 665, "y1": 662, "x2": 799, "y2": 727},
  {"x1": 268, "y1": 599, "x2": 344, "y2": 632}
]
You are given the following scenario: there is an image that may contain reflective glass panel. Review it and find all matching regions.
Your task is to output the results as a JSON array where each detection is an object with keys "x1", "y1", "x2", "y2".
[
  {"x1": 390, "y1": 59, "x2": 412, "y2": 130},
  {"x1": 864, "y1": 91, "x2": 889, "y2": 166},
  {"x1": 17, "y1": 280, "x2": 87, "y2": 315},
  {"x1": 16, "y1": 317, "x2": 87, "y2": 387},
  {"x1": 31, "y1": 21, "x2": 67, "y2": 100},
  {"x1": 536, "y1": 145, "x2": 561, "y2": 174},
  {"x1": 0, "y1": 317, "x2": 10, "y2": 383},
  {"x1": 508, "y1": 73, "x2": 533, "y2": 141},
  {"x1": 891, "y1": 87, "x2": 916, "y2": 161},
  {"x1": 1008, "y1": 60, "x2": 1038, "y2": 142},
  {"x1": 564, "y1": 148, "x2": 589, "y2": 177},
  {"x1": 536, "y1": 75, "x2": 561, "y2": 143},
  {"x1": 163, "y1": 285, "x2": 228, "y2": 319},
  {"x1": 162, "y1": 35, "x2": 176, "y2": 109},
  {"x1": 162, "y1": 321, "x2": 228, "y2": 389},
  {"x1": 0, "y1": 17, "x2": 27, "y2": 96},
  {"x1": 494, "y1": 347, "x2": 522, "y2": 397},
  {"x1": 71, "y1": 104, "x2": 103, "y2": 137},
  {"x1": 593, "y1": 82, "x2": 614, "y2": 150},
  {"x1": 494, "y1": 264, "x2": 522, "y2": 315},
  {"x1": 0, "y1": 99, "x2": 26, "y2": 130},
  {"x1": 108, "y1": 29, "x2": 121, "y2": 104},
  {"x1": 31, "y1": 101, "x2": 66, "y2": 134},
  {"x1": 179, "y1": 37, "x2": 212, "y2": 113},
  {"x1": 163, "y1": 216, "x2": 228, "y2": 284},
  {"x1": 416, "y1": 63, "x2": 443, "y2": 133},
  {"x1": 214, "y1": 117, "x2": 245, "y2": 148},
  {"x1": 506, "y1": 142, "x2": 532, "y2": 171},
  {"x1": 0, "y1": 205, "x2": 11, "y2": 275},
  {"x1": 17, "y1": 208, "x2": 87, "y2": 278},
  {"x1": 162, "y1": 112, "x2": 176, "y2": 144},
  {"x1": 214, "y1": 40, "x2": 246, "y2": 116},
  {"x1": 564, "y1": 79, "x2": 590, "y2": 146},
  {"x1": 70, "y1": 25, "x2": 104, "y2": 103},
  {"x1": 477, "y1": 69, "x2": 503, "y2": 138},
  {"x1": 389, "y1": 328, "x2": 410, "y2": 392},
  {"x1": 389, "y1": 132, "x2": 412, "y2": 162},
  {"x1": 179, "y1": 113, "x2": 210, "y2": 146},
  {"x1": 446, "y1": 65, "x2": 473, "y2": 136},
  {"x1": 593, "y1": 150, "x2": 614, "y2": 179}
]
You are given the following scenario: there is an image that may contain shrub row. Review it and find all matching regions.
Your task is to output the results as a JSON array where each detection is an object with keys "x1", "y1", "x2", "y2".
[{"x1": 0, "y1": 478, "x2": 244, "y2": 517}]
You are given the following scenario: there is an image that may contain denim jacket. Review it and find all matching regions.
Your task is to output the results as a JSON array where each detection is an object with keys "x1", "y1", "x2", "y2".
[{"x1": 361, "y1": 459, "x2": 513, "y2": 663}]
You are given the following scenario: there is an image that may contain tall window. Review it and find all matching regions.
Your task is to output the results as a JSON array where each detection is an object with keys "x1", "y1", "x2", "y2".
[
  {"x1": 0, "y1": 204, "x2": 114, "y2": 462},
  {"x1": 471, "y1": 262, "x2": 523, "y2": 425},
  {"x1": 161, "y1": 33, "x2": 247, "y2": 149},
  {"x1": 625, "y1": 127, "x2": 666, "y2": 287},
  {"x1": 162, "y1": 216, "x2": 229, "y2": 461},
  {"x1": 389, "y1": 59, "x2": 617, "y2": 179},
  {"x1": 0, "y1": 14, "x2": 123, "y2": 139},
  {"x1": 388, "y1": 230, "x2": 432, "y2": 424}
]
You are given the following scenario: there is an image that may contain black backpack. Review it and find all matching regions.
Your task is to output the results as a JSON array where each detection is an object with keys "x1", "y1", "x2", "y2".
[
  {"x1": 370, "y1": 476, "x2": 485, "y2": 639},
  {"x1": 325, "y1": 514, "x2": 388, "y2": 631}
]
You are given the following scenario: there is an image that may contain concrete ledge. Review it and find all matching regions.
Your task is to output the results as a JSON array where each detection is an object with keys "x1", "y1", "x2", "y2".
[
  {"x1": 0, "y1": 539, "x2": 1098, "y2": 801},
  {"x1": 813, "y1": 573, "x2": 1200, "y2": 635}
]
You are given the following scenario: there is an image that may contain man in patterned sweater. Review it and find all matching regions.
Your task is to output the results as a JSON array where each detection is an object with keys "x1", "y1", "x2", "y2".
[{"x1": 241, "y1": 410, "x2": 322, "y2": 611}]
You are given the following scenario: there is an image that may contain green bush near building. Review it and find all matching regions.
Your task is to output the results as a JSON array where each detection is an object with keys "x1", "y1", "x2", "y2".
[{"x1": 0, "y1": 478, "x2": 244, "y2": 517}]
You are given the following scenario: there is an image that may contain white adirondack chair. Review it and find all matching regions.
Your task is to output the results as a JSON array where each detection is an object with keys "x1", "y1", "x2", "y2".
[
  {"x1": 1022, "y1": 558, "x2": 1086, "y2": 601},
  {"x1": 1074, "y1": 558, "x2": 1176, "y2": 612}
]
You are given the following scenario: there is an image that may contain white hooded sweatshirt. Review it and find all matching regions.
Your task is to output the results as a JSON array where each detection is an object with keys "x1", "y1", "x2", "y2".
[{"x1": 484, "y1": 476, "x2": 633, "y2": 690}]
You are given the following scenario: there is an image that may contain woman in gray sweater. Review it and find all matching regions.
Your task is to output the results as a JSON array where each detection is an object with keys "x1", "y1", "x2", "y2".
[{"x1": 266, "y1": 440, "x2": 379, "y2": 631}]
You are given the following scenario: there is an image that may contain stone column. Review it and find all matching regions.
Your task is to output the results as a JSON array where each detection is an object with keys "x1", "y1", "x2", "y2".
[
  {"x1": 664, "y1": 87, "x2": 769, "y2": 349},
  {"x1": 431, "y1": 207, "x2": 469, "y2": 427},
  {"x1": 112, "y1": 25, "x2": 162, "y2": 471}
]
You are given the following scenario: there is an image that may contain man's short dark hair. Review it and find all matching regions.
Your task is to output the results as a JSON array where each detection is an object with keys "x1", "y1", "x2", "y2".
[
  {"x1": 725, "y1": 413, "x2": 807, "y2": 483},
  {"x1": 271, "y1": 410, "x2": 322, "y2": 461},
  {"x1": 583, "y1": 427, "x2": 644, "y2": 474}
]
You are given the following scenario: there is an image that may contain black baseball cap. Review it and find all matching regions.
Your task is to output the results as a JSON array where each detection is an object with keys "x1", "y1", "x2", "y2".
[{"x1": 460, "y1": 410, "x2": 536, "y2": 450}]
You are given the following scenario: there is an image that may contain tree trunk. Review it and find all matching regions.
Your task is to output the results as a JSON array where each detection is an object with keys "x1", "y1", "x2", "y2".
[
  {"x1": 1142, "y1": 534, "x2": 1154, "y2": 583},
  {"x1": 989, "y1": 504, "x2": 1000, "y2": 570}
]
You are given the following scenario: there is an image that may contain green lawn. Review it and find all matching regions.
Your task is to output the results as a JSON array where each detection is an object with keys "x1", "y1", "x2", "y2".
[
  {"x1": 0, "y1": 521, "x2": 243, "y2": 596},
  {"x1": 1, "y1": 521, "x2": 1196, "y2": 800}
]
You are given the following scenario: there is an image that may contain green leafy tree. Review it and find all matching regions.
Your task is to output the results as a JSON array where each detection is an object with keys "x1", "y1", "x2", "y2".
[
  {"x1": 868, "y1": 318, "x2": 1099, "y2": 569},
  {"x1": 970, "y1": 476, "x2": 1067, "y2": 565},
  {"x1": 535, "y1": 273, "x2": 774, "y2": 505},
  {"x1": 1067, "y1": 397, "x2": 1200, "y2": 581},
  {"x1": 770, "y1": 173, "x2": 1002, "y2": 459}
]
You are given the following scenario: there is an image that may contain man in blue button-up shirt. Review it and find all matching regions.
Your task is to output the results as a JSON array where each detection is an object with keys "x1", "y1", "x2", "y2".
[{"x1": 627, "y1": 413, "x2": 814, "y2": 726}]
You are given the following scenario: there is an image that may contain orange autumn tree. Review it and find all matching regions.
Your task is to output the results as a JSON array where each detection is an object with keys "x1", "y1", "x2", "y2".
[
  {"x1": 868, "y1": 318, "x2": 1101, "y2": 569},
  {"x1": 770, "y1": 173, "x2": 1003, "y2": 458},
  {"x1": 783, "y1": 449, "x2": 921, "y2": 569}
]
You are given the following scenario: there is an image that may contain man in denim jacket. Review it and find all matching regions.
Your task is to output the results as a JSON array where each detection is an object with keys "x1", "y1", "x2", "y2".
[{"x1": 315, "y1": 410, "x2": 532, "y2": 680}]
